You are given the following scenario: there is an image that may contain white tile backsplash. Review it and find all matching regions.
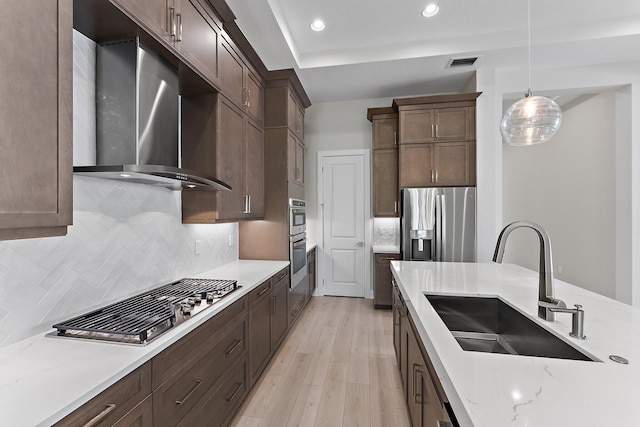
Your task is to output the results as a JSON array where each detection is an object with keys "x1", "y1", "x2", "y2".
[
  {"x1": 373, "y1": 217, "x2": 400, "y2": 246},
  {"x1": 0, "y1": 177, "x2": 238, "y2": 348}
]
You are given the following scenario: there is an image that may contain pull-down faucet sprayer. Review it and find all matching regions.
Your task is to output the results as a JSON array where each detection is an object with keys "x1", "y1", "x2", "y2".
[{"x1": 493, "y1": 221, "x2": 566, "y2": 321}]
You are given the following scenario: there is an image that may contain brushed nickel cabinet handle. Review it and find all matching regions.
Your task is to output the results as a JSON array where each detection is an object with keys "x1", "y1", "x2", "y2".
[
  {"x1": 225, "y1": 339, "x2": 242, "y2": 355},
  {"x1": 431, "y1": 124, "x2": 435, "y2": 138},
  {"x1": 258, "y1": 286, "x2": 270, "y2": 297},
  {"x1": 435, "y1": 123, "x2": 439, "y2": 138},
  {"x1": 394, "y1": 131, "x2": 397, "y2": 145},
  {"x1": 226, "y1": 383, "x2": 243, "y2": 402},
  {"x1": 243, "y1": 195, "x2": 249, "y2": 214},
  {"x1": 83, "y1": 404, "x2": 116, "y2": 427},
  {"x1": 175, "y1": 379, "x2": 202, "y2": 405},
  {"x1": 431, "y1": 170, "x2": 435, "y2": 182},
  {"x1": 247, "y1": 89, "x2": 251, "y2": 108},
  {"x1": 169, "y1": 7, "x2": 176, "y2": 37},
  {"x1": 435, "y1": 169, "x2": 438, "y2": 182},
  {"x1": 394, "y1": 200, "x2": 397, "y2": 213},
  {"x1": 277, "y1": 271, "x2": 288, "y2": 281},
  {"x1": 176, "y1": 13, "x2": 182, "y2": 42}
]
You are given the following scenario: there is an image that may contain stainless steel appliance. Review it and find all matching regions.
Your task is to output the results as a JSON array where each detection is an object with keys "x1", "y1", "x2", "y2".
[
  {"x1": 289, "y1": 198, "x2": 307, "y2": 289},
  {"x1": 401, "y1": 187, "x2": 476, "y2": 262},
  {"x1": 73, "y1": 38, "x2": 230, "y2": 192},
  {"x1": 51, "y1": 278, "x2": 238, "y2": 345}
]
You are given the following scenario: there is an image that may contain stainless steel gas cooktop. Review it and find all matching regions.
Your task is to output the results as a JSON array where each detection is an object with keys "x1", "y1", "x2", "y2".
[{"x1": 50, "y1": 278, "x2": 238, "y2": 345}]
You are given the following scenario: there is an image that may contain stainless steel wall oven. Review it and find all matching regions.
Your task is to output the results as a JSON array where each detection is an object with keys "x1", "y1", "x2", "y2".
[{"x1": 289, "y1": 198, "x2": 307, "y2": 289}]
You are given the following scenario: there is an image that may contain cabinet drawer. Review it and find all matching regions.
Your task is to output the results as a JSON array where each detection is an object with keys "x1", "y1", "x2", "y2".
[
  {"x1": 113, "y1": 394, "x2": 153, "y2": 427},
  {"x1": 153, "y1": 319, "x2": 248, "y2": 426},
  {"x1": 248, "y1": 279, "x2": 272, "y2": 305},
  {"x1": 153, "y1": 295, "x2": 247, "y2": 388},
  {"x1": 375, "y1": 253, "x2": 400, "y2": 264},
  {"x1": 54, "y1": 362, "x2": 151, "y2": 427},
  {"x1": 177, "y1": 359, "x2": 249, "y2": 427}
]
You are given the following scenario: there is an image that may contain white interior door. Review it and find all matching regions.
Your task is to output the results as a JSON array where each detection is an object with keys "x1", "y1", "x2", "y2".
[{"x1": 321, "y1": 154, "x2": 366, "y2": 297}]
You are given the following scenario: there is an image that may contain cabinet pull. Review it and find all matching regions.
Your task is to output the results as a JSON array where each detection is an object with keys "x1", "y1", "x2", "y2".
[
  {"x1": 225, "y1": 339, "x2": 242, "y2": 355},
  {"x1": 435, "y1": 123, "x2": 439, "y2": 138},
  {"x1": 226, "y1": 382, "x2": 243, "y2": 402},
  {"x1": 175, "y1": 379, "x2": 202, "y2": 405},
  {"x1": 176, "y1": 13, "x2": 182, "y2": 42},
  {"x1": 394, "y1": 200, "x2": 398, "y2": 213},
  {"x1": 243, "y1": 195, "x2": 249, "y2": 214},
  {"x1": 394, "y1": 131, "x2": 397, "y2": 145},
  {"x1": 169, "y1": 7, "x2": 176, "y2": 37},
  {"x1": 165, "y1": 1, "x2": 172, "y2": 34},
  {"x1": 247, "y1": 195, "x2": 251, "y2": 214},
  {"x1": 380, "y1": 257, "x2": 396, "y2": 260},
  {"x1": 246, "y1": 89, "x2": 251, "y2": 108},
  {"x1": 431, "y1": 124, "x2": 435, "y2": 138},
  {"x1": 257, "y1": 286, "x2": 270, "y2": 297},
  {"x1": 435, "y1": 170, "x2": 438, "y2": 182},
  {"x1": 83, "y1": 404, "x2": 116, "y2": 427},
  {"x1": 413, "y1": 364, "x2": 424, "y2": 404},
  {"x1": 277, "y1": 271, "x2": 287, "y2": 281},
  {"x1": 431, "y1": 170, "x2": 435, "y2": 183}
]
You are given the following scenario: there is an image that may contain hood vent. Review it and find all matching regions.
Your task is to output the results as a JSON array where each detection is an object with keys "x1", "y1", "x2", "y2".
[
  {"x1": 447, "y1": 57, "x2": 479, "y2": 68},
  {"x1": 73, "y1": 39, "x2": 230, "y2": 192}
]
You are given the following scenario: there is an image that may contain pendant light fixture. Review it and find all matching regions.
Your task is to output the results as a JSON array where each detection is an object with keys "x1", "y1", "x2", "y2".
[{"x1": 500, "y1": 0, "x2": 562, "y2": 146}]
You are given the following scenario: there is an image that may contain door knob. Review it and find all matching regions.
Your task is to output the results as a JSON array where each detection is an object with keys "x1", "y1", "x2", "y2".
[{"x1": 356, "y1": 242, "x2": 364, "y2": 247}]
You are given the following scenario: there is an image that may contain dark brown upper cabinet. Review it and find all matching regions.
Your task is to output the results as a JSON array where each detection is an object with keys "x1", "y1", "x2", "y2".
[
  {"x1": 368, "y1": 107, "x2": 399, "y2": 217},
  {"x1": 394, "y1": 92, "x2": 480, "y2": 188},
  {"x1": 0, "y1": 0, "x2": 73, "y2": 241}
]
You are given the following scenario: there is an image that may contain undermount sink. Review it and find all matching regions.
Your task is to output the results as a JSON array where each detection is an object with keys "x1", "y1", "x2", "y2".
[{"x1": 425, "y1": 294, "x2": 599, "y2": 362}]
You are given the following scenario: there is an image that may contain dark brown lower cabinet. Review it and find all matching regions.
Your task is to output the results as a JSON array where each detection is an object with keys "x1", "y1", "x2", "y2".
[
  {"x1": 249, "y1": 279, "x2": 274, "y2": 386},
  {"x1": 394, "y1": 282, "x2": 456, "y2": 427},
  {"x1": 374, "y1": 253, "x2": 400, "y2": 308},
  {"x1": 307, "y1": 247, "x2": 317, "y2": 296},
  {"x1": 53, "y1": 362, "x2": 152, "y2": 427},
  {"x1": 52, "y1": 267, "x2": 298, "y2": 427}
]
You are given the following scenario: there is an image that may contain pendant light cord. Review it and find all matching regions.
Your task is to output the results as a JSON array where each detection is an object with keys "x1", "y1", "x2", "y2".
[{"x1": 527, "y1": 0, "x2": 532, "y2": 96}]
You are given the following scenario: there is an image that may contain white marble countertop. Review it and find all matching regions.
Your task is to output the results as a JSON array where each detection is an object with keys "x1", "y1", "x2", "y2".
[
  {"x1": 391, "y1": 261, "x2": 640, "y2": 427},
  {"x1": 0, "y1": 260, "x2": 289, "y2": 427},
  {"x1": 372, "y1": 244, "x2": 400, "y2": 254}
]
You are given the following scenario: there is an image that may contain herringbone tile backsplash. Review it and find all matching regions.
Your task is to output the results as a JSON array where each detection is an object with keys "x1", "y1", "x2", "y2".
[{"x1": 0, "y1": 177, "x2": 237, "y2": 348}]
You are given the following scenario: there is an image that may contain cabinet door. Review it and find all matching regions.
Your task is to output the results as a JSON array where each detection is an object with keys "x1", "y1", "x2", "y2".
[
  {"x1": 373, "y1": 149, "x2": 399, "y2": 216},
  {"x1": 399, "y1": 144, "x2": 434, "y2": 188},
  {"x1": 307, "y1": 250, "x2": 316, "y2": 295},
  {"x1": 175, "y1": 0, "x2": 219, "y2": 84},
  {"x1": 392, "y1": 281, "x2": 402, "y2": 367},
  {"x1": 433, "y1": 142, "x2": 470, "y2": 186},
  {"x1": 244, "y1": 117, "x2": 265, "y2": 218},
  {"x1": 217, "y1": 97, "x2": 245, "y2": 220},
  {"x1": 434, "y1": 107, "x2": 472, "y2": 141},
  {"x1": 399, "y1": 109, "x2": 435, "y2": 144},
  {"x1": 296, "y1": 104, "x2": 305, "y2": 141},
  {"x1": 295, "y1": 138, "x2": 304, "y2": 185},
  {"x1": 0, "y1": 0, "x2": 72, "y2": 240},
  {"x1": 374, "y1": 254, "x2": 399, "y2": 308},
  {"x1": 373, "y1": 117, "x2": 398, "y2": 149},
  {"x1": 249, "y1": 281, "x2": 273, "y2": 386},
  {"x1": 287, "y1": 92, "x2": 298, "y2": 134},
  {"x1": 114, "y1": 0, "x2": 171, "y2": 42},
  {"x1": 113, "y1": 395, "x2": 153, "y2": 427},
  {"x1": 245, "y1": 67, "x2": 264, "y2": 125},
  {"x1": 287, "y1": 132, "x2": 297, "y2": 182},
  {"x1": 271, "y1": 269, "x2": 289, "y2": 350},
  {"x1": 218, "y1": 36, "x2": 244, "y2": 108}
]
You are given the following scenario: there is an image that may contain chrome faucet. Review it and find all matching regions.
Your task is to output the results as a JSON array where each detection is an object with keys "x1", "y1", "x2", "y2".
[{"x1": 493, "y1": 221, "x2": 566, "y2": 321}]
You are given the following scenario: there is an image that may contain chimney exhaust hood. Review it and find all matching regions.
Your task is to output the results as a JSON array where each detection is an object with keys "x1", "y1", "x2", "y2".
[{"x1": 73, "y1": 39, "x2": 230, "y2": 192}]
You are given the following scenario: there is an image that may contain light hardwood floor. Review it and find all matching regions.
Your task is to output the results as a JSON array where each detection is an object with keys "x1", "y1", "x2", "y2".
[{"x1": 231, "y1": 296, "x2": 411, "y2": 427}]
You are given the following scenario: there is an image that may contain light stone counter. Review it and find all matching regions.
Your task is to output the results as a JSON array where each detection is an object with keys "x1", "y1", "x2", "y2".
[
  {"x1": 0, "y1": 260, "x2": 289, "y2": 427},
  {"x1": 372, "y1": 244, "x2": 400, "y2": 254},
  {"x1": 391, "y1": 261, "x2": 640, "y2": 427}
]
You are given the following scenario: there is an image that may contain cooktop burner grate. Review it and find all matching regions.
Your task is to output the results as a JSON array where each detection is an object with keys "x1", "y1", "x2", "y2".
[{"x1": 52, "y1": 278, "x2": 237, "y2": 345}]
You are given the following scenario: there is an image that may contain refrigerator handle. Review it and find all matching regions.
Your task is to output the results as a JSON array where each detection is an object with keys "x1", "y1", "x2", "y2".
[
  {"x1": 435, "y1": 194, "x2": 442, "y2": 261},
  {"x1": 440, "y1": 194, "x2": 447, "y2": 261}
]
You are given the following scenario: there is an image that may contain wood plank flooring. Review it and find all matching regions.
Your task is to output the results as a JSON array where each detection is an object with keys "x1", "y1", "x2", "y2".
[{"x1": 231, "y1": 296, "x2": 411, "y2": 427}]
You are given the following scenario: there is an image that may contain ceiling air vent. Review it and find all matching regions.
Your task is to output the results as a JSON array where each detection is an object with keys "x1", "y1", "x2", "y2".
[{"x1": 447, "y1": 57, "x2": 479, "y2": 68}]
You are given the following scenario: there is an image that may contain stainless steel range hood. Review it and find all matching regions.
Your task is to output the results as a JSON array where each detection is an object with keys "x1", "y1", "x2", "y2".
[{"x1": 73, "y1": 38, "x2": 230, "y2": 192}]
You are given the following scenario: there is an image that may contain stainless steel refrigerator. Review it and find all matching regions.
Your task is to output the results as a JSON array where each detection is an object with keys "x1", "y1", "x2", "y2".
[{"x1": 401, "y1": 187, "x2": 476, "y2": 262}]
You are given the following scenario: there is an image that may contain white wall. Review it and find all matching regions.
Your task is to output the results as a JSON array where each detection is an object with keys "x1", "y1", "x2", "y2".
[
  {"x1": 475, "y1": 61, "x2": 640, "y2": 305},
  {"x1": 502, "y1": 92, "x2": 616, "y2": 298}
]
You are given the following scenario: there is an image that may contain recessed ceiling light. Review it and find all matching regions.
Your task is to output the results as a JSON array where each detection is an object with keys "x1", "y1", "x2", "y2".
[
  {"x1": 310, "y1": 19, "x2": 325, "y2": 32},
  {"x1": 422, "y1": 2, "x2": 440, "y2": 17}
]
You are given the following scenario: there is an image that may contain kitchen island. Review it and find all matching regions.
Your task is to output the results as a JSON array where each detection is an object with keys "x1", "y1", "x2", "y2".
[
  {"x1": 392, "y1": 261, "x2": 640, "y2": 426},
  {"x1": 0, "y1": 260, "x2": 289, "y2": 426}
]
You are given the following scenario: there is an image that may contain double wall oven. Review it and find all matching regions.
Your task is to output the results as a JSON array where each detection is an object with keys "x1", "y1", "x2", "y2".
[{"x1": 289, "y1": 198, "x2": 307, "y2": 289}]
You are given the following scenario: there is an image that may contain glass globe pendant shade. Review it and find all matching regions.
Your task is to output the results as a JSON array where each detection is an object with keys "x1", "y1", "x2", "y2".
[{"x1": 500, "y1": 93, "x2": 563, "y2": 146}]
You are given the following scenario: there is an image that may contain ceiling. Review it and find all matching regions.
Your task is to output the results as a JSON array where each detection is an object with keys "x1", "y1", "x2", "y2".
[{"x1": 226, "y1": 0, "x2": 640, "y2": 104}]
